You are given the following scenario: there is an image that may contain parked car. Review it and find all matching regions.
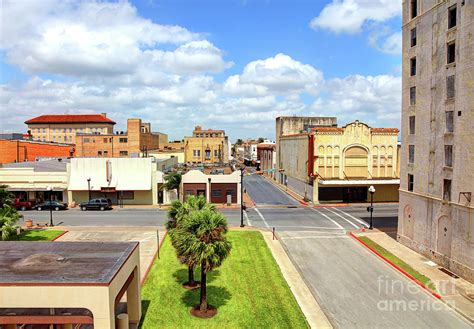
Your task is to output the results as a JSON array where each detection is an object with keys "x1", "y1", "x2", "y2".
[
  {"x1": 34, "y1": 201, "x2": 68, "y2": 211},
  {"x1": 80, "y1": 198, "x2": 113, "y2": 211},
  {"x1": 12, "y1": 198, "x2": 34, "y2": 211}
]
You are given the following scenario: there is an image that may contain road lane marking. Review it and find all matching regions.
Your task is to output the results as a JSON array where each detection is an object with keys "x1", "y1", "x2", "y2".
[
  {"x1": 333, "y1": 207, "x2": 370, "y2": 228},
  {"x1": 310, "y1": 208, "x2": 344, "y2": 229},
  {"x1": 254, "y1": 208, "x2": 270, "y2": 228},
  {"x1": 273, "y1": 225, "x2": 344, "y2": 230},
  {"x1": 244, "y1": 210, "x2": 252, "y2": 226},
  {"x1": 280, "y1": 235, "x2": 348, "y2": 240},
  {"x1": 324, "y1": 207, "x2": 360, "y2": 229}
]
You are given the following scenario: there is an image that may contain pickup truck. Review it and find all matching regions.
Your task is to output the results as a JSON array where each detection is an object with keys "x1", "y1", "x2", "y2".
[{"x1": 12, "y1": 198, "x2": 34, "y2": 211}]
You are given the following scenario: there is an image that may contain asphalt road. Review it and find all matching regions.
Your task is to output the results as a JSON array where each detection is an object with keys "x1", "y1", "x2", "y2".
[{"x1": 244, "y1": 174, "x2": 299, "y2": 206}]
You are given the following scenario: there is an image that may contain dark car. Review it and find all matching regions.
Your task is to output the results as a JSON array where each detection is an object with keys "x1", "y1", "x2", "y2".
[
  {"x1": 34, "y1": 201, "x2": 68, "y2": 211},
  {"x1": 80, "y1": 198, "x2": 113, "y2": 211}
]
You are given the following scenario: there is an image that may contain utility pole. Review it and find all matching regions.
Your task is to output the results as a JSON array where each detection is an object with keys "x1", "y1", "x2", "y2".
[{"x1": 240, "y1": 167, "x2": 244, "y2": 227}]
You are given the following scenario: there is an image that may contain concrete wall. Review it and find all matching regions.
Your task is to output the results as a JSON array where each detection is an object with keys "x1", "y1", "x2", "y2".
[{"x1": 399, "y1": 0, "x2": 474, "y2": 281}]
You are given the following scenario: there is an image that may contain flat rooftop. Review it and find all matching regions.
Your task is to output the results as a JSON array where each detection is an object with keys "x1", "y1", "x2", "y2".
[{"x1": 0, "y1": 241, "x2": 138, "y2": 286}]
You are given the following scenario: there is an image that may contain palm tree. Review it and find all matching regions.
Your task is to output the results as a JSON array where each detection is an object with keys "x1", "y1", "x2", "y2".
[
  {"x1": 0, "y1": 185, "x2": 13, "y2": 208},
  {"x1": 174, "y1": 208, "x2": 232, "y2": 317},
  {"x1": 0, "y1": 205, "x2": 21, "y2": 241},
  {"x1": 161, "y1": 172, "x2": 182, "y2": 201},
  {"x1": 167, "y1": 196, "x2": 216, "y2": 288}
]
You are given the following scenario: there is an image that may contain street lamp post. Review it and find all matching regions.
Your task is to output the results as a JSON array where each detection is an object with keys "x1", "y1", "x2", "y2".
[
  {"x1": 87, "y1": 177, "x2": 91, "y2": 201},
  {"x1": 240, "y1": 167, "x2": 245, "y2": 228},
  {"x1": 368, "y1": 185, "x2": 376, "y2": 230},
  {"x1": 47, "y1": 185, "x2": 54, "y2": 227}
]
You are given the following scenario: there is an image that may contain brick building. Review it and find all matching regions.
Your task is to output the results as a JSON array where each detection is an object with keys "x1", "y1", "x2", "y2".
[
  {"x1": 25, "y1": 114, "x2": 116, "y2": 144},
  {"x1": 75, "y1": 118, "x2": 167, "y2": 158},
  {"x1": 257, "y1": 142, "x2": 276, "y2": 179},
  {"x1": 0, "y1": 139, "x2": 75, "y2": 165},
  {"x1": 184, "y1": 126, "x2": 229, "y2": 164}
]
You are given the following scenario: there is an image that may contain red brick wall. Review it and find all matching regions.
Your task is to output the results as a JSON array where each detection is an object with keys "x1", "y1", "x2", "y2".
[{"x1": 0, "y1": 140, "x2": 75, "y2": 164}]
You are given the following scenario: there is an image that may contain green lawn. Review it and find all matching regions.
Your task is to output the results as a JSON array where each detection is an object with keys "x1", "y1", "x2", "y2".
[
  {"x1": 140, "y1": 230, "x2": 308, "y2": 329},
  {"x1": 359, "y1": 236, "x2": 436, "y2": 291},
  {"x1": 13, "y1": 229, "x2": 65, "y2": 241}
]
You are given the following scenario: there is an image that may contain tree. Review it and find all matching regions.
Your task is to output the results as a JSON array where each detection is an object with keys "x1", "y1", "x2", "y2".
[
  {"x1": 167, "y1": 195, "x2": 216, "y2": 288},
  {"x1": 235, "y1": 138, "x2": 243, "y2": 145},
  {"x1": 161, "y1": 172, "x2": 182, "y2": 200},
  {"x1": 0, "y1": 185, "x2": 13, "y2": 208},
  {"x1": 174, "y1": 208, "x2": 232, "y2": 317},
  {"x1": 257, "y1": 137, "x2": 265, "y2": 143},
  {"x1": 0, "y1": 205, "x2": 20, "y2": 241}
]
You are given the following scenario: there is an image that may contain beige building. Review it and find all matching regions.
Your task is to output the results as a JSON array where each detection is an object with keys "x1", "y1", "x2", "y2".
[
  {"x1": 0, "y1": 241, "x2": 140, "y2": 328},
  {"x1": 25, "y1": 114, "x2": 115, "y2": 144},
  {"x1": 184, "y1": 126, "x2": 229, "y2": 164},
  {"x1": 398, "y1": 0, "x2": 474, "y2": 281},
  {"x1": 279, "y1": 120, "x2": 400, "y2": 203},
  {"x1": 67, "y1": 157, "x2": 177, "y2": 205},
  {"x1": 75, "y1": 118, "x2": 167, "y2": 158}
]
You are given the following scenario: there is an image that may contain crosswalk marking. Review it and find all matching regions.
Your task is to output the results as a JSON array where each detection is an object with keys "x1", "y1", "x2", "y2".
[
  {"x1": 310, "y1": 207, "x2": 344, "y2": 229},
  {"x1": 323, "y1": 207, "x2": 360, "y2": 229},
  {"x1": 333, "y1": 207, "x2": 370, "y2": 228},
  {"x1": 254, "y1": 208, "x2": 270, "y2": 228}
]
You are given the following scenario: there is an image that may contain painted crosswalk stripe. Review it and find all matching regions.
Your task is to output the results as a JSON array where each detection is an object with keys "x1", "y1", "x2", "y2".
[
  {"x1": 244, "y1": 210, "x2": 252, "y2": 226},
  {"x1": 310, "y1": 207, "x2": 344, "y2": 229},
  {"x1": 333, "y1": 207, "x2": 370, "y2": 228},
  {"x1": 324, "y1": 207, "x2": 360, "y2": 229},
  {"x1": 254, "y1": 208, "x2": 270, "y2": 228}
]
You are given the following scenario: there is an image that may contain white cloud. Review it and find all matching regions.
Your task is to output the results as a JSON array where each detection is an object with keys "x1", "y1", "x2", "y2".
[
  {"x1": 368, "y1": 30, "x2": 402, "y2": 55},
  {"x1": 223, "y1": 54, "x2": 323, "y2": 96},
  {"x1": 0, "y1": 0, "x2": 233, "y2": 77},
  {"x1": 310, "y1": 0, "x2": 401, "y2": 34}
]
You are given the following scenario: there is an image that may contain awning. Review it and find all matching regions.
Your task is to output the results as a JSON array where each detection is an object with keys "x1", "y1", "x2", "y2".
[
  {"x1": 319, "y1": 179, "x2": 400, "y2": 186},
  {"x1": 7, "y1": 187, "x2": 65, "y2": 192}
]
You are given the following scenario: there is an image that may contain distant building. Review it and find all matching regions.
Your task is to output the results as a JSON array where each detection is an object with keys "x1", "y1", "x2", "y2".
[
  {"x1": 147, "y1": 141, "x2": 185, "y2": 163},
  {"x1": 75, "y1": 118, "x2": 167, "y2": 158},
  {"x1": 184, "y1": 126, "x2": 229, "y2": 164},
  {"x1": 0, "y1": 139, "x2": 75, "y2": 165},
  {"x1": 257, "y1": 142, "x2": 276, "y2": 179},
  {"x1": 278, "y1": 120, "x2": 400, "y2": 203},
  {"x1": 25, "y1": 113, "x2": 116, "y2": 144},
  {"x1": 243, "y1": 140, "x2": 259, "y2": 165},
  {"x1": 0, "y1": 133, "x2": 29, "y2": 140},
  {"x1": 398, "y1": 0, "x2": 474, "y2": 281}
]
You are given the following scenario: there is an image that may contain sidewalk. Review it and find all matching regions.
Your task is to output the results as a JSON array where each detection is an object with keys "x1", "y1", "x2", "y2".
[
  {"x1": 261, "y1": 230, "x2": 332, "y2": 328},
  {"x1": 354, "y1": 230, "x2": 474, "y2": 323}
]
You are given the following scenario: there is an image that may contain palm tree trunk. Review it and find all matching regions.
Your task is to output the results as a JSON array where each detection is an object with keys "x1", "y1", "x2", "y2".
[
  {"x1": 199, "y1": 264, "x2": 207, "y2": 312},
  {"x1": 188, "y1": 265, "x2": 195, "y2": 286}
]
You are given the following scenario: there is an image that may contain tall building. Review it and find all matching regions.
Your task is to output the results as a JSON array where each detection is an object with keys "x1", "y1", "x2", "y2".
[
  {"x1": 184, "y1": 126, "x2": 229, "y2": 164},
  {"x1": 25, "y1": 114, "x2": 115, "y2": 144},
  {"x1": 398, "y1": 0, "x2": 473, "y2": 281},
  {"x1": 75, "y1": 118, "x2": 167, "y2": 158}
]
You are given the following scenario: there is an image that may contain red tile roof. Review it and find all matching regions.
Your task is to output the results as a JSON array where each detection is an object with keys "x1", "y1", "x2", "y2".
[{"x1": 25, "y1": 114, "x2": 116, "y2": 125}]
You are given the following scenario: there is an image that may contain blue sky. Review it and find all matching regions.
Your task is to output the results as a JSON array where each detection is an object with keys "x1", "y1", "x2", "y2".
[{"x1": 0, "y1": 0, "x2": 402, "y2": 141}]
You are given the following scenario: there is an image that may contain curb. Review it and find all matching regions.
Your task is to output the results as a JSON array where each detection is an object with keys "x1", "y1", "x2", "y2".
[
  {"x1": 141, "y1": 230, "x2": 168, "y2": 286},
  {"x1": 51, "y1": 230, "x2": 69, "y2": 241},
  {"x1": 349, "y1": 232, "x2": 442, "y2": 300}
]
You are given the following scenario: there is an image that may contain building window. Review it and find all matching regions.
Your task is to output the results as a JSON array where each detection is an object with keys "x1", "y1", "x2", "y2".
[
  {"x1": 43, "y1": 129, "x2": 46, "y2": 133},
  {"x1": 119, "y1": 138, "x2": 128, "y2": 143},
  {"x1": 409, "y1": 116, "x2": 416, "y2": 134},
  {"x1": 214, "y1": 149, "x2": 218, "y2": 156},
  {"x1": 212, "y1": 189, "x2": 222, "y2": 197},
  {"x1": 98, "y1": 151, "x2": 102, "y2": 156},
  {"x1": 410, "y1": 27, "x2": 417, "y2": 47},
  {"x1": 446, "y1": 111, "x2": 454, "y2": 133},
  {"x1": 408, "y1": 174, "x2": 414, "y2": 192},
  {"x1": 226, "y1": 189, "x2": 236, "y2": 197},
  {"x1": 410, "y1": 86, "x2": 416, "y2": 105},
  {"x1": 205, "y1": 149, "x2": 211, "y2": 160},
  {"x1": 410, "y1": 0, "x2": 417, "y2": 19},
  {"x1": 121, "y1": 191, "x2": 135, "y2": 200},
  {"x1": 69, "y1": 128, "x2": 72, "y2": 133},
  {"x1": 408, "y1": 145, "x2": 415, "y2": 164},
  {"x1": 83, "y1": 138, "x2": 90, "y2": 143},
  {"x1": 447, "y1": 42, "x2": 455, "y2": 64},
  {"x1": 444, "y1": 145, "x2": 453, "y2": 167},
  {"x1": 448, "y1": 5, "x2": 457, "y2": 29},
  {"x1": 104, "y1": 151, "x2": 108, "y2": 156},
  {"x1": 443, "y1": 179, "x2": 451, "y2": 201},
  {"x1": 103, "y1": 138, "x2": 108, "y2": 143},
  {"x1": 410, "y1": 57, "x2": 416, "y2": 76},
  {"x1": 119, "y1": 151, "x2": 128, "y2": 156},
  {"x1": 63, "y1": 128, "x2": 66, "y2": 133},
  {"x1": 446, "y1": 75, "x2": 455, "y2": 99}
]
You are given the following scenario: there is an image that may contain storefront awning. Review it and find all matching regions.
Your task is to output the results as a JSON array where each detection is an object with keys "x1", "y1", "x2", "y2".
[{"x1": 319, "y1": 179, "x2": 400, "y2": 186}]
